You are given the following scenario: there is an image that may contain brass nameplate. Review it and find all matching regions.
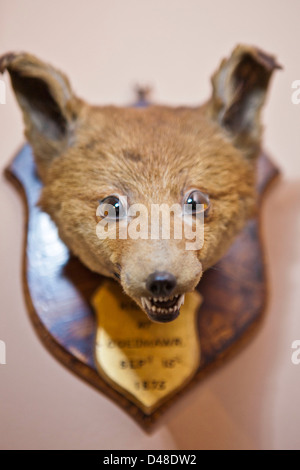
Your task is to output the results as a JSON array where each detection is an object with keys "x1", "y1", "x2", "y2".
[{"x1": 92, "y1": 282, "x2": 202, "y2": 414}]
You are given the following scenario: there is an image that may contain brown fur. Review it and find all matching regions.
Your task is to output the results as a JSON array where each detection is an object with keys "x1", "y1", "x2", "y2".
[{"x1": 0, "y1": 45, "x2": 280, "y2": 319}]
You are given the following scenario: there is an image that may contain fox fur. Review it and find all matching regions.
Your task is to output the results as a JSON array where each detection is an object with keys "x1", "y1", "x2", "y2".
[{"x1": 0, "y1": 45, "x2": 280, "y2": 322}]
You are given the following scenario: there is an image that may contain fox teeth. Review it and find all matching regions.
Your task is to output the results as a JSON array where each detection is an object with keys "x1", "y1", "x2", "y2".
[
  {"x1": 152, "y1": 295, "x2": 178, "y2": 303},
  {"x1": 178, "y1": 294, "x2": 185, "y2": 307},
  {"x1": 141, "y1": 297, "x2": 151, "y2": 310},
  {"x1": 141, "y1": 294, "x2": 185, "y2": 314}
]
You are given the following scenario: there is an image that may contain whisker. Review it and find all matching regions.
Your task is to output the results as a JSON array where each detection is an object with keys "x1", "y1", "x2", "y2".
[{"x1": 205, "y1": 265, "x2": 246, "y2": 283}]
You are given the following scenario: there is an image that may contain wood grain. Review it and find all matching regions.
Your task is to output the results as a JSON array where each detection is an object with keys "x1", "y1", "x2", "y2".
[{"x1": 4, "y1": 143, "x2": 280, "y2": 430}]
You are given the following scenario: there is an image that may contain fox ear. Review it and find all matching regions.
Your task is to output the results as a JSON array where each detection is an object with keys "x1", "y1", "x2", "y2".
[
  {"x1": 0, "y1": 52, "x2": 82, "y2": 176},
  {"x1": 208, "y1": 45, "x2": 281, "y2": 156}
]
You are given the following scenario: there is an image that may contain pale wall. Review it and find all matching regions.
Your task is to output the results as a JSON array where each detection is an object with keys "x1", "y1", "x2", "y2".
[{"x1": 0, "y1": 0, "x2": 300, "y2": 450}]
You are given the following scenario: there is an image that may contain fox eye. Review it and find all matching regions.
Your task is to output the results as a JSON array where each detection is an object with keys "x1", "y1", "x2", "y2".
[
  {"x1": 184, "y1": 190, "x2": 210, "y2": 217},
  {"x1": 98, "y1": 195, "x2": 127, "y2": 220}
]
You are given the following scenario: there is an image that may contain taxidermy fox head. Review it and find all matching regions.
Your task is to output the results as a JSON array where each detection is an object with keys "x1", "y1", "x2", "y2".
[{"x1": 0, "y1": 45, "x2": 280, "y2": 323}]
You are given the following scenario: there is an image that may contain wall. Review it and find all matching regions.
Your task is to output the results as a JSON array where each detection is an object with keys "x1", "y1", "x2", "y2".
[{"x1": 0, "y1": 0, "x2": 300, "y2": 450}]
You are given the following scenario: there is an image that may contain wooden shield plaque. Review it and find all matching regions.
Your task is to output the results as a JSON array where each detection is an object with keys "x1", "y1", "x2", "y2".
[{"x1": 4, "y1": 143, "x2": 279, "y2": 430}]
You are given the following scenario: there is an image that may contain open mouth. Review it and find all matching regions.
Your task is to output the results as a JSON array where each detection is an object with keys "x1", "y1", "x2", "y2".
[{"x1": 141, "y1": 294, "x2": 185, "y2": 323}]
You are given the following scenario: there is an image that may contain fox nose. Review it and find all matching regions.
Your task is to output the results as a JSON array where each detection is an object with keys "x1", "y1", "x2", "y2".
[{"x1": 146, "y1": 271, "x2": 177, "y2": 297}]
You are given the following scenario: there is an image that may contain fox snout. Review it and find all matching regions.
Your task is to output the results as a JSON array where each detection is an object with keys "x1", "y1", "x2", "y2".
[
  {"x1": 120, "y1": 239, "x2": 202, "y2": 322},
  {"x1": 146, "y1": 271, "x2": 177, "y2": 297},
  {"x1": 144, "y1": 271, "x2": 183, "y2": 323}
]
